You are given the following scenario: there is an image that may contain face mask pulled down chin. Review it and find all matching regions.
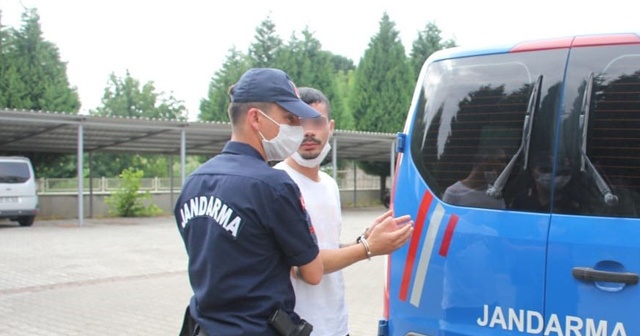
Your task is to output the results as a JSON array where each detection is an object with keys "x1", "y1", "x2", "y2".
[
  {"x1": 292, "y1": 143, "x2": 332, "y2": 168},
  {"x1": 258, "y1": 111, "x2": 304, "y2": 161}
]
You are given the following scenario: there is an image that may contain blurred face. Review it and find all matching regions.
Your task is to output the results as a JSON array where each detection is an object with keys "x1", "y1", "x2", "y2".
[
  {"x1": 487, "y1": 153, "x2": 507, "y2": 173},
  {"x1": 533, "y1": 163, "x2": 572, "y2": 191},
  {"x1": 480, "y1": 152, "x2": 507, "y2": 184},
  {"x1": 297, "y1": 102, "x2": 334, "y2": 160}
]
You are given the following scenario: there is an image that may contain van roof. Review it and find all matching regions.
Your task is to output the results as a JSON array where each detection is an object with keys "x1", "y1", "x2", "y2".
[
  {"x1": 0, "y1": 156, "x2": 32, "y2": 163},
  {"x1": 427, "y1": 32, "x2": 640, "y2": 63}
]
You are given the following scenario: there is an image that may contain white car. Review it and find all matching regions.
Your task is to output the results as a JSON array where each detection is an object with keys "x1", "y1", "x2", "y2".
[{"x1": 0, "y1": 156, "x2": 39, "y2": 226}]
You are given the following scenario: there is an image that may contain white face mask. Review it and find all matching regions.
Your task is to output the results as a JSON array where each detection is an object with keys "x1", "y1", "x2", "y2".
[
  {"x1": 536, "y1": 173, "x2": 553, "y2": 190},
  {"x1": 292, "y1": 143, "x2": 332, "y2": 168},
  {"x1": 258, "y1": 110, "x2": 304, "y2": 161}
]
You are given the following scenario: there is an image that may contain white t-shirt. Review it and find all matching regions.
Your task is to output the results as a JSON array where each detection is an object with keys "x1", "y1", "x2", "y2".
[{"x1": 275, "y1": 162, "x2": 348, "y2": 336}]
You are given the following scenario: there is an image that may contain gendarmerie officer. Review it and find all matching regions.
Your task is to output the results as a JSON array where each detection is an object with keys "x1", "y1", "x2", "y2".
[{"x1": 176, "y1": 68, "x2": 324, "y2": 336}]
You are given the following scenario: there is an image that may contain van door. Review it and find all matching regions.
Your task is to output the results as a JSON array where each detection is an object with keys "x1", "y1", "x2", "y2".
[
  {"x1": 388, "y1": 47, "x2": 569, "y2": 335},
  {"x1": 546, "y1": 41, "x2": 640, "y2": 335}
]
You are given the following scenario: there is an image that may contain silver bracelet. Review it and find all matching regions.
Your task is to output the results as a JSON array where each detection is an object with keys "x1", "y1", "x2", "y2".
[{"x1": 359, "y1": 235, "x2": 372, "y2": 260}]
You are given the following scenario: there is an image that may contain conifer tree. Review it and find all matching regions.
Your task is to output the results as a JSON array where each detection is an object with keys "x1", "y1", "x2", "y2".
[
  {"x1": 249, "y1": 16, "x2": 283, "y2": 68},
  {"x1": 350, "y1": 12, "x2": 415, "y2": 194},
  {"x1": 199, "y1": 47, "x2": 250, "y2": 121},
  {"x1": 0, "y1": 8, "x2": 79, "y2": 113},
  {"x1": 410, "y1": 22, "x2": 456, "y2": 79}
]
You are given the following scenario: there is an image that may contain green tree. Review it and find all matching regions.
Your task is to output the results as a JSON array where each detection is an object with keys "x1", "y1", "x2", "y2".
[
  {"x1": 92, "y1": 70, "x2": 186, "y2": 120},
  {"x1": 350, "y1": 12, "x2": 414, "y2": 197},
  {"x1": 273, "y1": 28, "x2": 353, "y2": 130},
  {"x1": 0, "y1": 7, "x2": 80, "y2": 178},
  {"x1": 0, "y1": 8, "x2": 79, "y2": 113},
  {"x1": 249, "y1": 16, "x2": 283, "y2": 68},
  {"x1": 0, "y1": 11, "x2": 14, "y2": 108},
  {"x1": 410, "y1": 22, "x2": 457, "y2": 79},
  {"x1": 199, "y1": 46, "x2": 250, "y2": 121},
  {"x1": 329, "y1": 54, "x2": 356, "y2": 74},
  {"x1": 89, "y1": 71, "x2": 187, "y2": 177},
  {"x1": 333, "y1": 68, "x2": 356, "y2": 130},
  {"x1": 327, "y1": 54, "x2": 357, "y2": 129}
]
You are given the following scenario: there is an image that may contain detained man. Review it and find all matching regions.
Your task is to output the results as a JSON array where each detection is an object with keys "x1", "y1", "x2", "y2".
[{"x1": 274, "y1": 87, "x2": 413, "y2": 336}]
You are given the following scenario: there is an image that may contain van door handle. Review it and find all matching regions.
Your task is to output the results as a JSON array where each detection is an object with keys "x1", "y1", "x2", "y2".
[{"x1": 572, "y1": 267, "x2": 639, "y2": 285}]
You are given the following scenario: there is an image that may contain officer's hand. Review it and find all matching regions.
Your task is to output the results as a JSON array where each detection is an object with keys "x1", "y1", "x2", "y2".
[{"x1": 367, "y1": 214, "x2": 413, "y2": 256}]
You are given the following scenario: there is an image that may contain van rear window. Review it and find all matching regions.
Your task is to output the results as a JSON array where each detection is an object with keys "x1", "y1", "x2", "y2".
[
  {"x1": 0, "y1": 162, "x2": 31, "y2": 183},
  {"x1": 410, "y1": 49, "x2": 568, "y2": 211}
]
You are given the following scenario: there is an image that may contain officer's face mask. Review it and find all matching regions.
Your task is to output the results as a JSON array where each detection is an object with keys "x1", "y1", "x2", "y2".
[
  {"x1": 257, "y1": 110, "x2": 304, "y2": 161},
  {"x1": 292, "y1": 143, "x2": 332, "y2": 168}
]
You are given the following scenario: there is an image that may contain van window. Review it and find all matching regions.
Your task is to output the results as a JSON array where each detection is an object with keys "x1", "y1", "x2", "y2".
[
  {"x1": 0, "y1": 162, "x2": 31, "y2": 183},
  {"x1": 410, "y1": 49, "x2": 568, "y2": 211},
  {"x1": 558, "y1": 44, "x2": 640, "y2": 218}
]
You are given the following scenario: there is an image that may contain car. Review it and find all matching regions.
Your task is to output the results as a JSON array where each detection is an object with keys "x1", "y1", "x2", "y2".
[
  {"x1": 0, "y1": 156, "x2": 39, "y2": 226},
  {"x1": 381, "y1": 32, "x2": 640, "y2": 336}
]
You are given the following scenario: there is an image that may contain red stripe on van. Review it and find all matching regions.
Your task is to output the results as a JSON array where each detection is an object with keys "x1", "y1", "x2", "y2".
[
  {"x1": 438, "y1": 214, "x2": 459, "y2": 257},
  {"x1": 510, "y1": 34, "x2": 640, "y2": 53},
  {"x1": 399, "y1": 191, "x2": 433, "y2": 301},
  {"x1": 572, "y1": 34, "x2": 640, "y2": 47},
  {"x1": 510, "y1": 37, "x2": 573, "y2": 52}
]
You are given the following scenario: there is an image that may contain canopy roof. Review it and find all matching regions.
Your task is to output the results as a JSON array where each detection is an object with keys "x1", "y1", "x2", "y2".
[{"x1": 0, "y1": 109, "x2": 396, "y2": 162}]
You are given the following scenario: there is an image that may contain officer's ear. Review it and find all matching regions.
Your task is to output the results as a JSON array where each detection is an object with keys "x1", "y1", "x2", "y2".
[{"x1": 246, "y1": 108, "x2": 262, "y2": 131}]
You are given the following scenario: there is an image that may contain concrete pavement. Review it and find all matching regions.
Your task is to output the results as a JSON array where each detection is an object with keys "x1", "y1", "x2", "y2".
[{"x1": 0, "y1": 207, "x2": 390, "y2": 335}]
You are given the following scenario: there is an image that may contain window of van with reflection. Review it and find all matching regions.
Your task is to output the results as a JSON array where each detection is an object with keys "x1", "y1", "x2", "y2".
[
  {"x1": 410, "y1": 49, "x2": 567, "y2": 212},
  {"x1": 558, "y1": 44, "x2": 640, "y2": 218}
]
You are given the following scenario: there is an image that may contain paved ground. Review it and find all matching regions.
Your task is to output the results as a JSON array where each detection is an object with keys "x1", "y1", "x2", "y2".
[{"x1": 0, "y1": 207, "x2": 390, "y2": 335}]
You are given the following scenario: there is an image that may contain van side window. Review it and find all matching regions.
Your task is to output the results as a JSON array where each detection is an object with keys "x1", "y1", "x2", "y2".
[
  {"x1": 559, "y1": 45, "x2": 640, "y2": 218},
  {"x1": 410, "y1": 50, "x2": 567, "y2": 211}
]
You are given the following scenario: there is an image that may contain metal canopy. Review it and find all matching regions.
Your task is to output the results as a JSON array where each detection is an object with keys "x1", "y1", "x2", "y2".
[
  {"x1": 0, "y1": 109, "x2": 396, "y2": 161},
  {"x1": 1, "y1": 109, "x2": 398, "y2": 225}
]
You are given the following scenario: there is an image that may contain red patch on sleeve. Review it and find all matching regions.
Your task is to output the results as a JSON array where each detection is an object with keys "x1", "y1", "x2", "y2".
[{"x1": 299, "y1": 195, "x2": 306, "y2": 210}]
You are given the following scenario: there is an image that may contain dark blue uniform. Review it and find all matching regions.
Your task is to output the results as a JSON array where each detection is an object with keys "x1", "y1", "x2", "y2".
[{"x1": 175, "y1": 141, "x2": 319, "y2": 336}]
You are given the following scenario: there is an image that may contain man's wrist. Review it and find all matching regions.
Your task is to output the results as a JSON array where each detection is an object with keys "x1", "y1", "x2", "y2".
[
  {"x1": 356, "y1": 227, "x2": 370, "y2": 243},
  {"x1": 358, "y1": 235, "x2": 372, "y2": 260}
]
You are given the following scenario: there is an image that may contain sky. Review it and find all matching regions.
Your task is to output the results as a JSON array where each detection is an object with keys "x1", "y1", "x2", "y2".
[{"x1": 1, "y1": 0, "x2": 639, "y2": 120}]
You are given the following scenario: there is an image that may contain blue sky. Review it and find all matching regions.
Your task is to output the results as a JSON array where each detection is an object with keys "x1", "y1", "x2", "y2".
[{"x1": 1, "y1": 0, "x2": 638, "y2": 119}]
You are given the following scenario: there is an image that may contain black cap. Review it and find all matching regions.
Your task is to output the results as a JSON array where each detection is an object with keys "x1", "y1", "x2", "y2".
[{"x1": 231, "y1": 68, "x2": 321, "y2": 119}]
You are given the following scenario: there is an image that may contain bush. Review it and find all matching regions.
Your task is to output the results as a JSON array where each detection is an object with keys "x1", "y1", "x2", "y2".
[{"x1": 105, "y1": 168, "x2": 162, "y2": 217}]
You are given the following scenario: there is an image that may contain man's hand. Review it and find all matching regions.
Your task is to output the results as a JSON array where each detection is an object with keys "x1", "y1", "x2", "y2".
[
  {"x1": 366, "y1": 212, "x2": 413, "y2": 256},
  {"x1": 363, "y1": 210, "x2": 392, "y2": 239}
]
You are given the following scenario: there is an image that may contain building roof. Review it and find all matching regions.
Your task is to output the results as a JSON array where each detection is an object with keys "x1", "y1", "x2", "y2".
[{"x1": 0, "y1": 109, "x2": 397, "y2": 162}]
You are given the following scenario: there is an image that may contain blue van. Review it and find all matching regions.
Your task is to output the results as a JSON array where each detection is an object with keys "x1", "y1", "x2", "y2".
[{"x1": 381, "y1": 33, "x2": 640, "y2": 336}]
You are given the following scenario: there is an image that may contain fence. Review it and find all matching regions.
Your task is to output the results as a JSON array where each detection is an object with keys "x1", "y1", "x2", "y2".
[
  {"x1": 37, "y1": 167, "x2": 391, "y2": 194},
  {"x1": 39, "y1": 177, "x2": 180, "y2": 193}
]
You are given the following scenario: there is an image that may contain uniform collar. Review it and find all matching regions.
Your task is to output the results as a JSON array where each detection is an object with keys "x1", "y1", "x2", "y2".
[{"x1": 222, "y1": 141, "x2": 265, "y2": 161}]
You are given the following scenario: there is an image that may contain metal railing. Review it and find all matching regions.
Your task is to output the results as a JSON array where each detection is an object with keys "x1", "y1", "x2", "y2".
[{"x1": 37, "y1": 170, "x2": 389, "y2": 194}]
